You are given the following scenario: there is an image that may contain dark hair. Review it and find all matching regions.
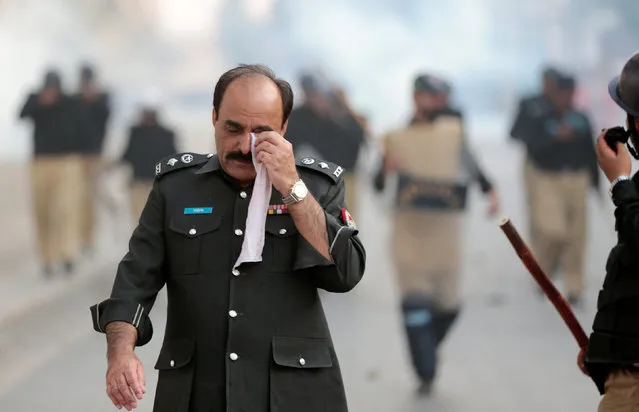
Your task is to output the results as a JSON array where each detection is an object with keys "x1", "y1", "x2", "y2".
[{"x1": 213, "y1": 64, "x2": 294, "y2": 127}]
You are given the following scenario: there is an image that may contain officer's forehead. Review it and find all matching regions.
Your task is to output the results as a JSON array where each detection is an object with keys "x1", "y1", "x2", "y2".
[{"x1": 219, "y1": 76, "x2": 283, "y2": 120}]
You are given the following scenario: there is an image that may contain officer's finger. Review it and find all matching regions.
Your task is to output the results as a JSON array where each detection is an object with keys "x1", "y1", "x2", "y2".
[
  {"x1": 108, "y1": 378, "x2": 127, "y2": 409},
  {"x1": 124, "y1": 366, "x2": 144, "y2": 400},
  {"x1": 137, "y1": 362, "x2": 146, "y2": 394},
  {"x1": 106, "y1": 382, "x2": 123, "y2": 409},
  {"x1": 254, "y1": 140, "x2": 278, "y2": 156},
  {"x1": 255, "y1": 131, "x2": 283, "y2": 145},
  {"x1": 117, "y1": 373, "x2": 138, "y2": 407},
  {"x1": 256, "y1": 151, "x2": 273, "y2": 166}
]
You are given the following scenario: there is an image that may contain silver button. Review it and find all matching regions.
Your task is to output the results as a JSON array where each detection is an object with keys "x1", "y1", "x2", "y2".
[
  {"x1": 189, "y1": 228, "x2": 197, "y2": 236},
  {"x1": 229, "y1": 353, "x2": 239, "y2": 361},
  {"x1": 170, "y1": 360, "x2": 175, "y2": 367},
  {"x1": 240, "y1": 191, "x2": 247, "y2": 199},
  {"x1": 299, "y1": 358, "x2": 306, "y2": 366},
  {"x1": 232, "y1": 269, "x2": 240, "y2": 277},
  {"x1": 279, "y1": 228, "x2": 287, "y2": 235},
  {"x1": 229, "y1": 310, "x2": 237, "y2": 318},
  {"x1": 235, "y1": 229, "x2": 243, "y2": 236}
]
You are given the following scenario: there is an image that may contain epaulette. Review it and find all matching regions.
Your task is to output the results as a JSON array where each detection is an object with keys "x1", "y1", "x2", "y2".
[
  {"x1": 155, "y1": 152, "x2": 211, "y2": 179},
  {"x1": 296, "y1": 157, "x2": 344, "y2": 184}
]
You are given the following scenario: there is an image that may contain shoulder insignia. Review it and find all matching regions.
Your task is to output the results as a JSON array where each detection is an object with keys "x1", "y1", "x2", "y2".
[
  {"x1": 296, "y1": 157, "x2": 343, "y2": 183},
  {"x1": 155, "y1": 152, "x2": 210, "y2": 179}
]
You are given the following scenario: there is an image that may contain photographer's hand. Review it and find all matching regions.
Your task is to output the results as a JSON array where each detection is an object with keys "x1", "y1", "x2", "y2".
[{"x1": 596, "y1": 129, "x2": 632, "y2": 182}]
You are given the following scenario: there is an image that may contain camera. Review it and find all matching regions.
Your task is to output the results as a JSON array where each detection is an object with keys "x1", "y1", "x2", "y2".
[{"x1": 604, "y1": 114, "x2": 639, "y2": 159}]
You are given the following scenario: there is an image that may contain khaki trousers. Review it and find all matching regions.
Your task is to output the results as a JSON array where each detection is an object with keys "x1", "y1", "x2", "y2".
[
  {"x1": 523, "y1": 157, "x2": 538, "y2": 245},
  {"x1": 342, "y1": 172, "x2": 358, "y2": 219},
  {"x1": 79, "y1": 155, "x2": 102, "y2": 249},
  {"x1": 130, "y1": 180, "x2": 153, "y2": 223},
  {"x1": 31, "y1": 155, "x2": 83, "y2": 265},
  {"x1": 529, "y1": 167, "x2": 589, "y2": 295},
  {"x1": 393, "y1": 210, "x2": 462, "y2": 311},
  {"x1": 598, "y1": 369, "x2": 639, "y2": 412}
]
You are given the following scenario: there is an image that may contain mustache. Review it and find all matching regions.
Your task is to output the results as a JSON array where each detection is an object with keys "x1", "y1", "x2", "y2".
[{"x1": 226, "y1": 151, "x2": 253, "y2": 162}]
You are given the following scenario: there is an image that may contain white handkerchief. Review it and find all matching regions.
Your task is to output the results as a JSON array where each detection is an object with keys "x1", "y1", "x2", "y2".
[{"x1": 233, "y1": 133, "x2": 272, "y2": 269}]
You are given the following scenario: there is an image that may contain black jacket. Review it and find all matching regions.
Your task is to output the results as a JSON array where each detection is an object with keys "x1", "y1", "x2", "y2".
[
  {"x1": 120, "y1": 123, "x2": 178, "y2": 180},
  {"x1": 586, "y1": 174, "x2": 639, "y2": 393},
  {"x1": 73, "y1": 92, "x2": 110, "y2": 155},
  {"x1": 90, "y1": 153, "x2": 366, "y2": 412}
]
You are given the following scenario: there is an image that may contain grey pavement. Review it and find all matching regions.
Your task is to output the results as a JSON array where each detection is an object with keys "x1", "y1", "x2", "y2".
[{"x1": 0, "y1": 142, "x2": 611, "y2": 411}]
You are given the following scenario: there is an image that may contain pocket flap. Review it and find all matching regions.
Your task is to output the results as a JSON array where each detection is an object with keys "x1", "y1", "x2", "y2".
[
  {"x1": 169, "y1": 214, "x2": 222, "y2": 237},
  {"x1": 272, "y1": 336, "x2": 333, "y2": 369},
  {"x1": 154, "y1": 338, "x2": 195, "y2": 370},
  {"x1": 265, "y1": 217, "x2": 299, "y2": 237}
]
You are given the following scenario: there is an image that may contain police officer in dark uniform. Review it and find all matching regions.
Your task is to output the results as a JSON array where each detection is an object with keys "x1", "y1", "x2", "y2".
[
  {"x1": 90, "y1": 64, "x2": 366, "y2": 412},
  {"x1": 19, "y1": 70, "x2": 83, "y2": 277},
  {"x1": 582, "y1": 52, "x2": 639, "y2": 411},
  {"x1": 73, "y1": 64, "x2": 111, "y2": 254},
  {"x1": 119, "y1": 97, "x2": 178, "y2": 222}
]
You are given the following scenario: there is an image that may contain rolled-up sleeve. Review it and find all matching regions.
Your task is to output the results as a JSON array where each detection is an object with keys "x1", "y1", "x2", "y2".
[
  {"x1": 90, "y1": 180, "x2": 167, "y2": 346},
  {"x1": 293, "y1": 180, "x2": 366, "y2": 293}
]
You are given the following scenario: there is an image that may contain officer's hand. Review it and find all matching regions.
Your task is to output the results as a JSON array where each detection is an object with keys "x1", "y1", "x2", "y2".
[
  {"x1": 577, "y1": 347, "x2": 589, "y2": 376},
  {"x1": 106, "y1": 350, "x2": 146, "y2": 411},
  {"x1": 596, "y1": 129, "x2": 632, "y2": 182},
  {"x1": 254, "y1": 131, "x2": 299, "y2": 194}
]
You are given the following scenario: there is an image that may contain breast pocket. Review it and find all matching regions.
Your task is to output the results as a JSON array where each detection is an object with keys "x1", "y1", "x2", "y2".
[
  {"x1": 168, "y1": 214, "x2": 222, "y2": 275},
  {"x1": 265, "y1": 216, "x2": 299, "y2": 273}
]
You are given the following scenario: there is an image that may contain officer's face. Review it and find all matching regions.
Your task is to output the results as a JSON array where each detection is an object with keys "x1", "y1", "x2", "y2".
[
  {"x1": 213, "y1": 76, "x2": 287, "y2": 185},
  {"x1": 414, "y1": 91, "x2": 446, "y2": 112}
]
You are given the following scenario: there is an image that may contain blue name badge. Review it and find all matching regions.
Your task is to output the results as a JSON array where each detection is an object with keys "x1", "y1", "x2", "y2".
[{"x1": 184, "y1": 207, "x2": 213, "y2": 215}]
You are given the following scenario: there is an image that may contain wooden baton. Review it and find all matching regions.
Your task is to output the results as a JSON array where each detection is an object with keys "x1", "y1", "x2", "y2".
[{"x1": 499, "y1": 217, "x2": 589, "y2": 349}]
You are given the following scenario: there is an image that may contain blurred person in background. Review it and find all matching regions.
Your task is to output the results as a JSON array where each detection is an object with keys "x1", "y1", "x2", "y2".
[
  {"x1": 379, "y1": 74, "x2": 498, "y2": 396},
  {"x1": 73, "y1": 63, "x2": 111, "y2": 255},
  {"x1": 582, "y1": 51, "x2": 639, "y2": 412},
  {"x1": 90, "y1": 64, "x2": 365, "y2": 412},
  {"x1": 510, "y1": 67, "x2": 561, "y2": 247},
  {"x1": 119, "y1": 92, "x2": 178, "y2": 223},
  {"x1": 514, "y1": 73, "x2": 600, "y2": 306},
  {"x1": 18, "y1": 69, "x2": 83, "y2": 277},
  {"x1": 285, "y1": 71, "x2": 366, "y2": 217}
]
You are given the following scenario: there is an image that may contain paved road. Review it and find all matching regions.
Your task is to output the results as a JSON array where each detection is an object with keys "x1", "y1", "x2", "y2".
[{"x1": 0, "y1": 143, "x2": 611, "y2": 411}]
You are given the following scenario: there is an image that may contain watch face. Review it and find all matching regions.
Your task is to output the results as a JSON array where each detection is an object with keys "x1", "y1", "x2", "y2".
[{"x1": 293, "y1": 181, "x2": 308, "y2": 198}]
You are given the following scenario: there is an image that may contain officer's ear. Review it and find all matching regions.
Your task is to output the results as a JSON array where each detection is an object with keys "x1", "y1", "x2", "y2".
[
  {"x1": 281, "y1": 119, "x2": 289, "y2": 136},
  {"x1": 212, "y1": 108, "x2": 218, "y2": 127}
]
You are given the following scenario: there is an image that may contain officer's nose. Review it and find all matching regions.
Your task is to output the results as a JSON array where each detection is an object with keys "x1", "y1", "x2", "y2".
[{"x1": 239, "y1": 133, "x2": 251, "y2": 155}]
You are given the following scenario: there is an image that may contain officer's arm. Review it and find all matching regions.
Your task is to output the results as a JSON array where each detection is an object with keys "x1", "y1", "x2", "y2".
[
  {"x1": 18, "y1": 94, "x2": 38, "y2": 119},
  {"x1": 96, "y1": 93, "x2": 111, "y2": 124},
  {"x1": 291, "y1": 180, "x2": 366, "y2": 293},
  {"x1": 582, "y1": 116, "x2": 601, "y2": 190},
  {"x1": 90, "y1": 179, "x2": 167, "y2": 347},
  {"x1": 461, "y1": 141, "x2": 493, "y2": 194},
  {"x1": 611, "y1": 180, "x2": 639, "y2": 245},
  {"x1": 509, "y1": 99, "x2": 527, "y2": 140}
]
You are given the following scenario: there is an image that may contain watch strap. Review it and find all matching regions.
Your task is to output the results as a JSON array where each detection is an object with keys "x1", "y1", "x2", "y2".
[{"x1": 609, "y1": 175, "x2": 631, "y2": 198}]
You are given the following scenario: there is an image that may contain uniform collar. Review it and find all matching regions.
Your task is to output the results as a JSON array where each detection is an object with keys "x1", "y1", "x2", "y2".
[{"x1": 194, "y1": 155, "x2": 221, "y2": 175}]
